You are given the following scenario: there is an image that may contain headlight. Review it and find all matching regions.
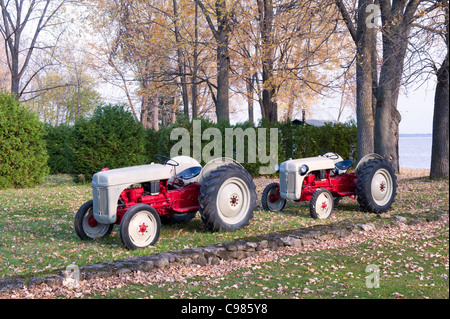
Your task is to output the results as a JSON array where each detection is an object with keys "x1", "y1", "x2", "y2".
[
  {"x1": 274, "y1": 164, "x2": 280, "y2": 172},
  {"x1": 299, "y1": 164, "x2": 309, "y2": 175}
]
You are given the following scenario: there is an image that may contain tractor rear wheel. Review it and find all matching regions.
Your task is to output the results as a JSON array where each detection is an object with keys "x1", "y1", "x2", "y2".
[
  {"x1": 120, "y1": 204, "x2": 161, "y2": 250},
  {"x1": 74, "y1": 200, "x2": 114, "y2": 240},
  {"x1": 356, "y1": 158, "x2": 397, "y2": 213},
  {"x1": 199, "y1": 164, "x2": 256, "y2": 231},
  {"x1": 262, "y1": 182, "x2": 286, "y2": 212},
  {"x1": 309, "y1": 189, "x2": 334, "y2": 219}
]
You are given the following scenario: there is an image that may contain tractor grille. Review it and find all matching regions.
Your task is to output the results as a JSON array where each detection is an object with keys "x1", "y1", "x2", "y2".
[
  {"x1": 93, "y1": 186, "x2": 108, "y2": 217},
  {"x1": 280, "y1": 170, "x2": 296, "y2": 195},
  {"x1": 287, "y1": 172, "x2": 296, "y2": 194}
]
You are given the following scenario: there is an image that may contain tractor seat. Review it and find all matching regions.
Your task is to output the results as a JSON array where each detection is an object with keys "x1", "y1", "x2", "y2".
[
  {"x1": 177, "y1": 166, "x2": 202, "y2": 180},
  {"x1": 335, "y1": 160, "x2": 354, "y2": 171}
]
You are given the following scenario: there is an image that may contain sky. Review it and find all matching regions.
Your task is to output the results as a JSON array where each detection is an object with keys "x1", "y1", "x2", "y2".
[
  {"x1": 229, "y1": 80, "x2": 436, "y2": 135},
  {"x1": 397, "y1": 80, "x2": 436, "y2": 135}
]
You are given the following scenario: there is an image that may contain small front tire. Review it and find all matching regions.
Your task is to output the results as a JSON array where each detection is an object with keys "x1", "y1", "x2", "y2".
[
  {"x1": 120, "y1": 204, "x2": 161, "y2": 250},
  {"x1": 261, "y1": 182, "x2": 286, "y2": 212},
  {"x1": 74, "y1": 200, "x2": 114, "y2": 240},
  {"x1": 309, "y1": 189, "x2": 334, "y2": 219}
]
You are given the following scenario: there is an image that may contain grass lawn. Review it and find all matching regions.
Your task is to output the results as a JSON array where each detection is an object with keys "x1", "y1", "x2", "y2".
[
  {"x1": 88, "y1": 221, "x2": 448, "y2": 299},
  {"x1": 0, "y1": 172, "x2": 448, "y2": 299}
]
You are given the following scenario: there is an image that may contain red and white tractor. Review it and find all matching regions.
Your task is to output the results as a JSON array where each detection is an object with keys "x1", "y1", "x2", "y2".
[
  {"x1": 74, "y1": 156, "x2": 256, "y2": 250},
  {"x1": 262, "y1": 152, "x2": 397, "y2": 219}
]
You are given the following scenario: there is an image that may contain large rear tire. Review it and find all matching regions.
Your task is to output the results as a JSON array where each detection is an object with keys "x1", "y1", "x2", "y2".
[
  {"x1": 356, "y1": 158, "x2": 397, "y2": 213},
  {"x1": 199, "y1": 164, "x2": 256, "y2": 231}
]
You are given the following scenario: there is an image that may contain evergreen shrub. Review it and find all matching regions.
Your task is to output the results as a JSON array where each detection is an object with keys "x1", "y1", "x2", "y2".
[
  {"x1": 67, "y1": 104, "x2": 147, "y2": 181},
  {"x1": 0, "y1": 93, "x2": 49, "y2": 189}
]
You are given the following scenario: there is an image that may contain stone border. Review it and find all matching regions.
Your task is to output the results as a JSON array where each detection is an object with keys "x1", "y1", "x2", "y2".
[{"x1": 1, "y1": 212, "x2": 447, "y2": 292}]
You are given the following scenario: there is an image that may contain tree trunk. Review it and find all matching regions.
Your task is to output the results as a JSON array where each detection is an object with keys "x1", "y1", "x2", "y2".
[
  {"x1": 246, "y1": 79, "x2": 254, "y2": 124},
  {"x1": 151, "y1": 92, "x2": 159, "y2": 132},
  {"x1": 172, "y1": 0, "x2": 190, "y2": 119},
  {"x1": 192, "y1": 1, "x2": 199, "y2": 119},
  {"x1": 215, "y1": 0, "x2": 230, "y2": 123},
  {"x1": 195, "y1": 0, "x2": 230, "y2": 122},
  {"x1": 430, "y1": 53, "x2": 449, "y2": 178},
  {"x1": 259, "y1": 0, "x2": 277, "y2": 122},
  {"x1": 286, "y1": 90, "x2": 295, "y2": 120},
  {"x1": 375, "y1": 41, "x2": 406, "y2": 173},
  {"x1": 375, "y1": 52, "x2": 403, "y2": 172},
  {"x1": 141, "y1": 94, "x2": 151, "y2": 129},
  {"x1": 355, "y1": 0, "x2": 376, "y2": 162},
  {"x1": 375, "y1": 49, "x2": 404, "y2": 173},
  {"x1": 374, "y1": 81, "x2": 402, "y2": 172},
  {"x1": 374, "y1": 0, "x2": 421, "y2": 173}
]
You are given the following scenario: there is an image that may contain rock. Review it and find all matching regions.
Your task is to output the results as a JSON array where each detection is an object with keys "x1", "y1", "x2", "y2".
[
  {"x1": 44, "y1": 275, "x2": 63, "y2": 286},
  {"x1": 196, "y1": 255, "x2": 207, "y2": 266},
  {"x1": 154, "y1": 256, "x2": 169, "y2": 268},
  {"x1": 139, "y1": 260, "x2": 155, "y2": 271},
  {"x1": 246, "y1": 242, "x2": 258, "y2": 249},
  {"x1": 229, "y1": 251, "x2": 245, "y2": 260},
  {"x1": 358, "y1": 223, "x2": 376, "y2": 232},
  {"x1": 207, "y1": 257, "x2": 221, "y2": 265},
  {"x1": 281, "y1": 237, "x2": 303, "y2": 248},
  {"x1": 395, "y1": 216, "x2": 407, "y2": 223},
  {"x1": 258, "y1": 240, "x2": 269, "y2": 250}
]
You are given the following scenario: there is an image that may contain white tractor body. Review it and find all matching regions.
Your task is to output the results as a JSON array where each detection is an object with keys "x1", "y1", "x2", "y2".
[
  {"x1": 279, "y1": 154, "x2": 344, "y2": 201},
  {"x1": 91, "y1": 156, "x2": 201, "y2": 224}
]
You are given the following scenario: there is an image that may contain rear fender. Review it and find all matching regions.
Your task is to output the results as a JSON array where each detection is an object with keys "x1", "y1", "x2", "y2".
[
  {"x1": 197, "y1": 157, "x2": 243, "y2": 186},
  {"x1": 354, "y1": 153, "x2": 383, "y2": 175}
]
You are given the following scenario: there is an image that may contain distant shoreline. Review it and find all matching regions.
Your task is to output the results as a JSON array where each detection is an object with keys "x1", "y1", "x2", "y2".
[{"x1": 399, "y1": 133, "x2": 432, "y2": 138}]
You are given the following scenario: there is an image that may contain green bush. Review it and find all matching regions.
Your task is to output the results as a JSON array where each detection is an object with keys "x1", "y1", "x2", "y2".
[
  {"x1": 44, "y1": 124, "x2": 72, "y2": 174},
  {"x1": 45, "y1": 111, "x2": 357, "y2": 180},
  {"x1": 0, "y1": 93, "x2": 49, "y2": 189},
  {"x1": 279, "y1": 120, "x2": 357, "y2": 165},
  {"x1": 144, "y1": 117, "x2": 357, "y2": 177},
  {"x1": 67, "y1": 104, "x2": 147, "y2": 181}
]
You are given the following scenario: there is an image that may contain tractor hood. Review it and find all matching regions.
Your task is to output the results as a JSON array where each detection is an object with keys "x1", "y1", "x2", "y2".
[
  {"x1": 279, "y1": 155, "x2": 343, "y2": 201},
  {"x1": 280, "y1": 156, "x2": 337, "y2": 173},
  {"x1": 92, "y1": 164, "x2": 174, "y2": 187}
]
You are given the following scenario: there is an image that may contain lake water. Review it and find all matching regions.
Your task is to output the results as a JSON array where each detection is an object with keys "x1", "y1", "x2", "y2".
[{"x1": 399, "y1": 134, "x2": 432, "y2": 169}]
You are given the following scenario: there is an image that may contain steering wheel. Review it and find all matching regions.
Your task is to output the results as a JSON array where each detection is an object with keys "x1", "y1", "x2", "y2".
[
  {"x1": 319, "y1": 149, "x2": 340, "y2": 160},
  {"x1": 153, "y1": 154, "x2": 179, "y2": 166}
]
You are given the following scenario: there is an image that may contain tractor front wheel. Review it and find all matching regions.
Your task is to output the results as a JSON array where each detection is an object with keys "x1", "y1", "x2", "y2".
[
  {"x1": 74, "y1": 200, "x2": 114, "y2": 240},
  {"x1": 262, "y1": 182, "x2": 286, "y2": 212},
  {"x1": 199, "y1": 164, "x2": 256, "y2": 232},
  {"x1": 120, "y1": 204, "x2": 161, "y2": 250},
  {"x1": 309, "y1": 189, "x2": 334, "y2": 219}
]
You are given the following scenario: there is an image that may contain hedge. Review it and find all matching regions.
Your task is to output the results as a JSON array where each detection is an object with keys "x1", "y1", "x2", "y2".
[
  {"x1": 66, "y1": 104, "x2": 147, "y2": 181},
  {"x1": 44, "y1": 110, "x2": 357, "y2": 180},
  {"x1": 0, "y1": 93, "x2": 49, "y2": 189},
  {"x1": 44, "y1": 124, "x2": 72, "y2": 175}
]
